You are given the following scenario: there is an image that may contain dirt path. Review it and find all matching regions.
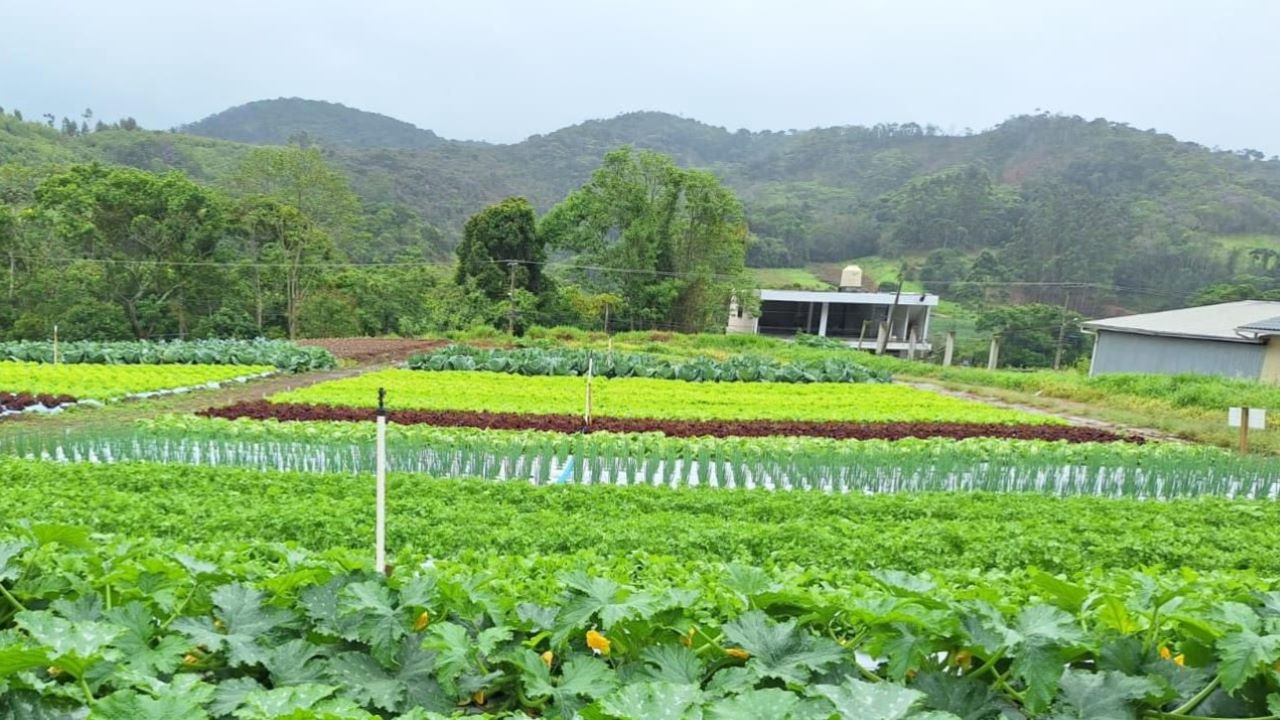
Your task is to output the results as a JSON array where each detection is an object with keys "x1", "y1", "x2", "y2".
[{"x1": 902, "y1": 379, "x2": 1183, "y2": 442}]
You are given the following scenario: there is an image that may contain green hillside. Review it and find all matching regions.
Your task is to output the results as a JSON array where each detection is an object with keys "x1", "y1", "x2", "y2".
[
  {"x1": 181, "y1": 97, "x2": 444, "y2": 149},
  {"x1": 5, "y1": 100, "x2": 1280, "y2": 318}
]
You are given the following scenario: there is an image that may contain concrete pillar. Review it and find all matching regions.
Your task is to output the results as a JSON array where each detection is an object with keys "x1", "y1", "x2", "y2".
[
  {"x1": 987, "y1": 336, "x2": 1001, "y2": 370},
  {"x1": 818, "y1": 302, "x2": 829, "y2": 337},
  {"x1": 1261, "y1": 337, "x2": 1280, "y2": 384},
  {"x1": 876, "y1": 321, "x2": 889, "y2": 355},
  {"x1": 943, "y1": 331, "x2": 956, "y2": 367},
  {"x1": 805, "y1": 303, "x2": 814, "y2": 334},
  {"x1": 907, "y1": 327, "x2": 918, "y2": 360}
]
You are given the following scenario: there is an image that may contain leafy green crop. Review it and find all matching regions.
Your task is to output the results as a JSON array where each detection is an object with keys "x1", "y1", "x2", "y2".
[
  {"x1": 4, "y1": 458, "x2": 1280, "y2": 575},
  {"x1": 0, "y1": 361, "x2": 275, "y2": 400},
  {"x1": 274, "y1": 370, "x2": 1055, "y2": 424},
  {"x1": 0, "y1": 338, "x2": 336, "y2": 372},
  {"x1": 11, "y1": 415, "x2": 1269, "y2": 498},
  {"x1": 407, "y1": 344, "x2": 892, "y2": 384},
  {"x1": 3, "y1": 527, "x2": 1280, "y2": 718}
]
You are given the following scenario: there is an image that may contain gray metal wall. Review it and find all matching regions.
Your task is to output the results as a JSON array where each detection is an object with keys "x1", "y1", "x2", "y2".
[{"x1": 1090, "y1": 330, "x2": 1264, "y2": 379}]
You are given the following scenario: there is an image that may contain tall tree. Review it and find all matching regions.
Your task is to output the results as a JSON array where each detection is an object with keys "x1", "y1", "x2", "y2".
[
  {"x1": 540, "y1": 147, "x2": 749, "y2": 332},
  {"x1": 34, "y1": 164, "x2": 228, "y2": 338},
  {"x1": 230, "y1": 145, "x2": 358, "y2": 338},
  {"x1": 231, "y1": 145, "x2": 359, "y2": 250},
  {"x1": 455, "y1": 197, "x2": 545, "y2": 300},
  {"x1": 455, "y1": 197, "x2": 546, "y2": 332},
  {"x1": 238, "y1": 197, "x2": 331, "y2": 340}
]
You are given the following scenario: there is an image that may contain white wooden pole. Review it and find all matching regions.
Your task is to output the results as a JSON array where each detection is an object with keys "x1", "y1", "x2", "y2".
[
  {"x1": 584, "y1": 356, "x2": 594, "y2": 427},
  {"x1": 375, "y1": 387, "x2": 387, "y2": 574},
  {"x1": 53, "y1": 325, "x2": 59, "y2": 365}
]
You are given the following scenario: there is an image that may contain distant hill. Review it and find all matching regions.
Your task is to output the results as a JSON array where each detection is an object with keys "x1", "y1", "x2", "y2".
[
  {"x1": 180, "y1": 98, "x2": 445, "y2": 150},
  {"x1": 5, "y1": 102, "x2": 1280, "y2": 312}
]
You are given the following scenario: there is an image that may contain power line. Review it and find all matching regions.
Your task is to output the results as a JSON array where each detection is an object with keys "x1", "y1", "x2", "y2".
[{"x1": 8, "y1": 253, "x2": 1205, "y2": 301}]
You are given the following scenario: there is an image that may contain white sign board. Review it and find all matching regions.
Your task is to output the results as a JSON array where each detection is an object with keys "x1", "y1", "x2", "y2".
[{"x1": 1228, "y1": 407, "x2": 1267, "y2": 430}]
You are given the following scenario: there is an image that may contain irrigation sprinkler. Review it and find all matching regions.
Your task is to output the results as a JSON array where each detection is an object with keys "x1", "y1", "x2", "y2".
[{"x1": 375, "y1": 387, "x2": 387, "y2": 575}]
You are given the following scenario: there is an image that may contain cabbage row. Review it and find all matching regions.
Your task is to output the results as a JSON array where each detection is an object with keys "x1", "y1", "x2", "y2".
[
  {"x1": 408, "y1": 344, "x2": 891, "y2": 384},
  {"x1": 2, "y1": 527, "x2": 1280, "y2": 718},
  {"x1": 0, "y1": 338, "x2": 336, "y2": 372}
]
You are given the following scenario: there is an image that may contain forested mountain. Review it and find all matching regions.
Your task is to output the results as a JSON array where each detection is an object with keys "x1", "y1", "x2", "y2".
[
  {"x1": 181, "y1": 98, "x2": 445, "y2": 149},
  {"x1": 5, "y1": 99, "x2": 1280, "y2": 317}
]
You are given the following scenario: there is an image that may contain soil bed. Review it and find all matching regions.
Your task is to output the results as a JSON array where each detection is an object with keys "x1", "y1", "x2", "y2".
[
  {"x1": 202, "y1": 401, "x2": 1144, "y2": 443},
  {"x1": 296, "y1": 338, "x2": 447, "y2": 363}
]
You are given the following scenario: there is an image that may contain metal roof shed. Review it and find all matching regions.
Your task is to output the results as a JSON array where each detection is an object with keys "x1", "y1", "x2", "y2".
[{"x1": 1081, "y1": 301, "x2": 1280, "y2": 382}]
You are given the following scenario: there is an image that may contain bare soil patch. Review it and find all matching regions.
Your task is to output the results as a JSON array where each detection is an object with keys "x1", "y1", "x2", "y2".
[{"x1": 297, "y1": 338, "x2": 447, "y2": 363}]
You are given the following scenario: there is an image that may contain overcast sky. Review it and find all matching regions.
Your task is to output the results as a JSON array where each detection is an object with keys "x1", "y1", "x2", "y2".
[{"x1": 3, "y1": 0, "x2": 1276, "y2": 152}]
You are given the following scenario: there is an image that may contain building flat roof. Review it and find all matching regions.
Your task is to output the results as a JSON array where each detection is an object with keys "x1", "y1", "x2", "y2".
[
  {"x1": 1238, "y1": 315, "x2": 1280, "y2": 335},
  {"x1": 759, "y1": 289, "x2": 939, "y2": 306},
  {"x1": 1082, "y1": 300, "x2": 1280, "y2": 343}
]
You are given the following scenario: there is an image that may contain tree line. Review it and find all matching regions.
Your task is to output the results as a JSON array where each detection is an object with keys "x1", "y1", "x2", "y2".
[{"x1": 0, "y1": 145, "x2": 748, "y2": 341}]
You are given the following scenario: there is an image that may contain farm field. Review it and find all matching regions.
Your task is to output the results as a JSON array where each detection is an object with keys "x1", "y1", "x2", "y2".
[
  {"x1": 3, "y1": 336, "x2": 1280, "y2": 717},
  {"x1": 7, "y1": 458, "x2": 1280, "y2": 574},
  {"x1": 14, "y1": 415, "x2": 1264, "y2": 496},
  {"x1": 6, "y1": 526, "x2": 1280, "y2": 720},
  {"x1": 547, "y1": 331, "x2": 1280, "y2": 454},
  {"x1": 205, "y1": 400, "x2": 1137, "y2": 441},
  {"x1": 0, "y1": 360, "x2": 275, "y2": 400},
  {"x1": 274, "y1": 369, "x2": 1054, "y2": 424}
]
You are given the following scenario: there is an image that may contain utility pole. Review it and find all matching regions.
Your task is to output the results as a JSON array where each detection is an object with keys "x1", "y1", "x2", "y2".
[
  {"x1": 1053, "y1": 290, "x2": 1071, "y2": 371},
  {"x1": 506, "y1": 261, "x2": 518, "y2": 335},
  {"x1": 887, "y1": 268, "x2": 905, "y2": 343}
]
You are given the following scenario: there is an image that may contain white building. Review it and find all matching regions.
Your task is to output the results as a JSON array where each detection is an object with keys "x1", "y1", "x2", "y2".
[{"x1": 729, "y1": 266, "x2": 939, "y2": 356}]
